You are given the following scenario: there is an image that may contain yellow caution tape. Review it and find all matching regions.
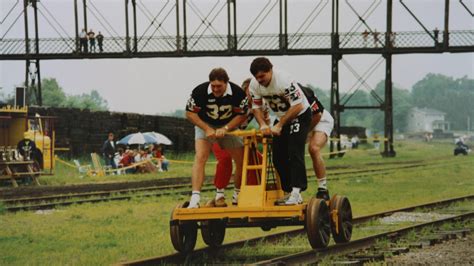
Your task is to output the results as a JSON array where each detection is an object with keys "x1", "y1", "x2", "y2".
[
  {"x1": 166, "y1": 159, "x2": 217, "y2": 164},
  {"x1": 54, "y1": 156, "x2": 77, "y2": 169},
  {"x1": 329, "y1": 137, "x2": 388, "y2": 141}
]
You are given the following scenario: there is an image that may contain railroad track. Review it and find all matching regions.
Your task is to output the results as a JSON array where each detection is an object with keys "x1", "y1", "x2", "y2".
[
  {"x1": 119, "y1": 195, "x2": 474, "y2": 265},
  {"x1": 1, "y1": 156, "x2": 452, "y2": 200},
  {"x1": 1, "y1": 158, "x2": 464, "y2": 212},
  {"x1": 254, "y1": 212, "x2": 473, "y2": 265}
]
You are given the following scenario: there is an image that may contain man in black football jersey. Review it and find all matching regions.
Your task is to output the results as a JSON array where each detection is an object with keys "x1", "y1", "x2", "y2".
[
  {"x1": 185, "y1": 68, "x2": 248, "y2": 208},
  {"x1": 300, "y1": 84, "x2": 334, "y2": 201}
]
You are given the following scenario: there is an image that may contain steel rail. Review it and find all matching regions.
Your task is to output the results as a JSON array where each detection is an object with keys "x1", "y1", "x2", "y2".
[
  {"x1": 253, "y1": 211, "x2": 474, "y2": 265},
  {"x1": 118, "y1": 194, "x2": 474, "y2": 265},
  {"x1": 0, "y1": 161, "x2": 433, "y2": 207},
  {"x1": 1, "y1": 157, "x2": 462, "y2": 211},
  {"x1": 0, "y1": 157, "x2": 436, "y2": 200},
  {"x1": 3, "y1": 185, "x2": 217, "y2": 212}
]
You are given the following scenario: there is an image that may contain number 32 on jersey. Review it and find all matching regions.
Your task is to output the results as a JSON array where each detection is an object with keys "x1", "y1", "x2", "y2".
[{"x1": 206, "y1": 104, "x2": 233, "y2": 120}]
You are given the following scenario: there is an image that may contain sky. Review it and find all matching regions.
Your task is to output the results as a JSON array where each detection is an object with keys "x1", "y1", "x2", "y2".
[{"x1": 1, "y1": 0, "x2": 473, "y2": 115}]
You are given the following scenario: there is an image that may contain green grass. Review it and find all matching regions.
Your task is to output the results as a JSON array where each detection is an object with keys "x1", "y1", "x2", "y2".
[
  {"x1": 0, "y1": 139, "x2": 473, "y2": 265},
  {"x1": 42, "y1": 151, "x2": 218, "y2": 185},
  {"x1": 44, "y1": 139, "x2": 457, "y2": 186}
]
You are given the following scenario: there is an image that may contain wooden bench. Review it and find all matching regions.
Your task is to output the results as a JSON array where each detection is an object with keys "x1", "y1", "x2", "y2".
[{"x1": 0, "y1": 161, "x2": 41, "y2": 187}]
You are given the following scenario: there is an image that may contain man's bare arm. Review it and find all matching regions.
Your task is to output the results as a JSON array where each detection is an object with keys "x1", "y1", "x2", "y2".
[{"x1": 275, "y1": 103, "x2": 304, "y2": 128}]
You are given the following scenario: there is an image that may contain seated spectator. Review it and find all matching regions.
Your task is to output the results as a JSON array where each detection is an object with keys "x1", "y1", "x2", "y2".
[
  {"x1": 153, "y1": 144, "x2": 169, "y2": 171},
  {"x1": 114, "y1": 148, "x2": 124, "y2": 175},
  {"x1": 119, "y1": 149, "x2": 135, "y2": 174},
  {"x1": 135, "y1": 149, "x2": 157, "y2": 174}
]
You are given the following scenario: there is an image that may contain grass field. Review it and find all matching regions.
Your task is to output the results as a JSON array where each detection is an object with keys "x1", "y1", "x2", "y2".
[{"x1": 0, "y1": 139, "x2": 473, "y2": 265}]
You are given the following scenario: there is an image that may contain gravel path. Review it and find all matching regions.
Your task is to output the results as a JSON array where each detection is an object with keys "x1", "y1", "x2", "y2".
[{"x1": 385, "y1": 233, "x2": 474, "y2": 265}]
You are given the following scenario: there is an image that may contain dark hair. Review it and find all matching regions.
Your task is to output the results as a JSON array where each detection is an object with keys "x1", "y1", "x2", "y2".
[
  {"x1": 209, "y1": 68, "x2": 229, "y2": 83},
  {"x1": 250, "y1": 57, "x2": 273, "y2": 76}
]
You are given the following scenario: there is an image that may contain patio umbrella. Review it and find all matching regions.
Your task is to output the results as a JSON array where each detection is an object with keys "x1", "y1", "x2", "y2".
[
  {"x1": 143, "y1": 132, "x2": 173, "y2": 145},
  {"x1": 117, "y1": 132, "x2": 157, "y2": 145}
]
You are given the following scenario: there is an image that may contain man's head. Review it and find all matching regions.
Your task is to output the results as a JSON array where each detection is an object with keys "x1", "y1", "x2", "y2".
[
  {"x1": 250, "y1": 57, "x2": 273, "y2": 87},
  {"x1": 108, "y1": 132, "x2": 114, "y2": 141},
  {"x1": 209, "y1": 68, "x2": 229, "y2": 97}
]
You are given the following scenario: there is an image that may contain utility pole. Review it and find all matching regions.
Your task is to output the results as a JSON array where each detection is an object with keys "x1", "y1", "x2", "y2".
[{"x1": 468, "y1": 116, "x2": 471, "y2": 132}]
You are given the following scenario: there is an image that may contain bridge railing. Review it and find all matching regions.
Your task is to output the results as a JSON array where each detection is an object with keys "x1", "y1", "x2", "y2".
[
  {"x1": 449, "y1": 30, "x2": 474, "y2": 47},
  {"x1": 1, "y1": 30, "x2": 472, "y2": 56}
]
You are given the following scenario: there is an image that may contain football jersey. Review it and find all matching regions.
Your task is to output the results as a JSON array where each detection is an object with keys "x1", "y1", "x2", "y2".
[
  {"x1": 298, "y1": 83, "x2": 324, "y2": 114},
  {"x1": 249, "y1": 69, "x2": 310, "y2": 119},
  {"x1": 186, "y1": 81, "x2": 248, "y2": 127}
]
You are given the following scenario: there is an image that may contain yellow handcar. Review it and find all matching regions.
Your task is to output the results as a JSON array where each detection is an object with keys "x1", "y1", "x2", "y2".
[{"x1": 170, "y1": 129, "x2": 353, "y2": 253}]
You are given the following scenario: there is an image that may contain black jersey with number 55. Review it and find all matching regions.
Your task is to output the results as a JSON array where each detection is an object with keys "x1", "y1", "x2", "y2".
[{"x1": 185, "y1": 81, "x2": 248, "y2": 127}]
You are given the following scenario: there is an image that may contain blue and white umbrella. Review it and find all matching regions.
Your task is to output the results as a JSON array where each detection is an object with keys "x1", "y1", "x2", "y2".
[
  {"x1": 143, "y1": 132, "x2": 173, "y2": 145},
  {"x1": 117, "y1": 132, "x2": 157, "y2": 145}
]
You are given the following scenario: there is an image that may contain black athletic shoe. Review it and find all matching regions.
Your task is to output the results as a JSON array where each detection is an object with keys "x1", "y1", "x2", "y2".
[{"x1": 316, "y1": 188, "x2": 330, "y2": 201}]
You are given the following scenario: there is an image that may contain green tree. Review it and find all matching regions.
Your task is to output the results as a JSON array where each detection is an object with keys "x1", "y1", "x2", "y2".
[
  {"x1": 0, "y1": 88, "x2": 15, "y2": 105},
  {"x1": 334, "y1": 80, "x2": 412, "y2": 133},
  {"x1": 307, "y1": 84, "x2": 330, "y2": 108},
  {"x1": 339, "y1": 86, "x2": 378, "y2": 130},
  {"x1": 39, "y1": 78, "x2": 108, "y2": 111},
  {"x1": 42, "y1": 78, "x2": 67, "y2": 107},
  {"x1": 63, "y1": 90, "x2": 108, "y2": 111},
  {"x1": 412, "y1": 73, "x2": 474, "y2": 130},
  {"x1": 371, "y1": 81, "x2": 413, "y2": 133}
]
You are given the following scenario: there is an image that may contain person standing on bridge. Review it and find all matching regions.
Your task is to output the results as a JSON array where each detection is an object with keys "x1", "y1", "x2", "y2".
[
  {"x1": 88, "y1": 29, "x2": 96, "y2": 53},
  {"x1": 362, "y1": 30, "x2": 369, "y2": 47},
  {"x1": 249, "y1": 57, "x2": 312, "y2": 205},
  {"x1": 185, "y1": 68, "x2": 248, "y2": 209},
  {"x1": 79, "y1": 29, "x2": 88, "y2": 53},
  {"x1": 433, "y1": 27, "x2": 440, "y2": 47},
  {"x1": 96, "y1": 31, "x2": 104, "y2": 52}
]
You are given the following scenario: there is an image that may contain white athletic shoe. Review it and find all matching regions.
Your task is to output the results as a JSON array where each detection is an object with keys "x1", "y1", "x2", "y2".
[
  {"x1": 187, "y1": 194, "x2": 200, "y2": 209},
  {"x1": 282, "y1": 192, "x2": 303, "y2": 205},
  {"x1": 187, "y1": 201, "x2": 200, "y2": 209}
]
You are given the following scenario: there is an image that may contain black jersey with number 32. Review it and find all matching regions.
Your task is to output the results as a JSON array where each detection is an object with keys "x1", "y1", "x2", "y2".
[{"x1": 186, "y1": 81, "x2": 248, "y2": 127}]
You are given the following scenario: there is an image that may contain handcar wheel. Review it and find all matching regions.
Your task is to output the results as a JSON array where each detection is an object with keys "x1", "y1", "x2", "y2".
[
  {"x1": 201, "y1": 219, "x2": 226, "y2": 247},
  {"x1": 306, "y1": 197, "x2": 331, "y2": 249},
  {"x1": 170, "y1": 202, "x2": 198, "y2": 253},
  {"x1": 329, "y1": 195, "x2": 353, "y2": 243}
]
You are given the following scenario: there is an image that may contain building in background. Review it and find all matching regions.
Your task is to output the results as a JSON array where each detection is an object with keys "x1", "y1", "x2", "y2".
[{"x1": 406, "y1": 107, "x2": 450, "y2": 133}]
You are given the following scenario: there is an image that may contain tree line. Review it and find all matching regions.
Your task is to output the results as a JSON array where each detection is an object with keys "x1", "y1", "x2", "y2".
[
  {"x1": 162, "y1": 73, "x2": 473, "y2": 132},
  {"x1": 0, "y1": 78, "x2": 108, "y2": 111},
  {"x1": 317, "y1": 73, "x2": 473, "y2": 132},
  {"x1": 1, "y1": 73, "x2": 472, "y2": 132}
]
